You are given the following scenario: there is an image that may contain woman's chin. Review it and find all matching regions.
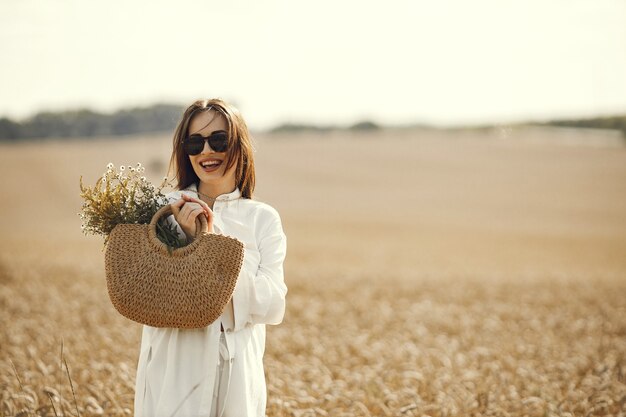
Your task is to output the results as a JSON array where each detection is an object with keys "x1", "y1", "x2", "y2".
[
  {"x1": 195, "y1": 168, "x2": 223, "y2": 180},
  {"x1": 194, "y1": 165, "x2": 236, "y2": 186}
]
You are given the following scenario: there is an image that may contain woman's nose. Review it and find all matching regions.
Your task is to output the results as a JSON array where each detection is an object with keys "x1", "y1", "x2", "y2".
[{"x1": 201, "y1": 140, "x2": 215, "y2": 154}]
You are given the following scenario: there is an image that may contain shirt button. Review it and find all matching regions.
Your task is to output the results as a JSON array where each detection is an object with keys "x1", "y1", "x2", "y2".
[{"x1": 226, "y1": 328, "x2": 232, "y2": 333}]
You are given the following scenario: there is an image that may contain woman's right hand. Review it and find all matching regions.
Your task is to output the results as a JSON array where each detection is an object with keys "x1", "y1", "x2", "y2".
[{"x1": 170, "y1": 194, "x2": 214, "y2": 241}]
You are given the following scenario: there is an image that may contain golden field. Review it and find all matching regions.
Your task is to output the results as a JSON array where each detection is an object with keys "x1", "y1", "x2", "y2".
[{"x1": 1, "y1": 126, "x2": 625, "y2": 416}]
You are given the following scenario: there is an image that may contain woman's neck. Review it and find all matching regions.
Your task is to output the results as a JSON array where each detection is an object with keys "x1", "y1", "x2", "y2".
[{"x1": 197, "y1": 180, "x2": 236, "y2": 208}]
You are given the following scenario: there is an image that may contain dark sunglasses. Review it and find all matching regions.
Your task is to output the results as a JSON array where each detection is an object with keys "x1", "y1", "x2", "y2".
[{"x1": 183, "y1": 131, "x2": 229, "y2": 155}]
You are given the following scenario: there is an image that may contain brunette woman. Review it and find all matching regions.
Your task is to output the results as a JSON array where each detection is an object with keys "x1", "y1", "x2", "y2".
[{"x1": 133, "y1": 98, "x2": 287, "y2": 417}]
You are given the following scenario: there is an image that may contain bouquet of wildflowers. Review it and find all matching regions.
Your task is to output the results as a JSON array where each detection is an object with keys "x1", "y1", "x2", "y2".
[{"x1": 79, "y1": 162, "x2": 186, "y2": 251}]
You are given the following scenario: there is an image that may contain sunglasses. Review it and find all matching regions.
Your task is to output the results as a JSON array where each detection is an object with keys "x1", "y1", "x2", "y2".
[{"x1": 183, "y1": 131, "x2": 229, "y2": 155}]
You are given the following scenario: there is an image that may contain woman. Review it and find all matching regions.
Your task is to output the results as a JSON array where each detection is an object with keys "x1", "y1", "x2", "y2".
[{"x1": 133, "y1": 99, "x2": 288, "y2": 417}]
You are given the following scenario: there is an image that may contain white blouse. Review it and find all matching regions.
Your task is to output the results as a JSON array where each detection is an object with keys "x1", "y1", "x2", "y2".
[{"x1": 133, "y1": 182, "x2": 288, "y2": 417}]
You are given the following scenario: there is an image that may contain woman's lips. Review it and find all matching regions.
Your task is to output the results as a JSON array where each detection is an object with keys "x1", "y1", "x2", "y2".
[{"x1": 200, "y1": 160, "x2": 222, "y2": 172}]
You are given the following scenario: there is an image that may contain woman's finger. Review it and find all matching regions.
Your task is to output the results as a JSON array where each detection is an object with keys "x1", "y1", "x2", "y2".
[
  {"x1": 189, "y1": 200, "x2": 211, "y2": 219},
  {"x1": 188, "y1": 207, "x2": 209, "y2": 232},
  {"x1": 181, "y1": 193, "x2": 208, "y2": 206},
  {"x1": 176, "y1": 200, "x2": 198, "y2": 224},
  {"x1": 181, "y1": 204, "x2": 203, "y2": 225},
  {"x1": 170, "y1": 195, "x2": 212, "y2": 236},
  {"x1": 182, "y1": 194, "x2": 212, "y2": 216},
  {"x1": 179, "y1": 204, "x2": 192, "y2": 224}
]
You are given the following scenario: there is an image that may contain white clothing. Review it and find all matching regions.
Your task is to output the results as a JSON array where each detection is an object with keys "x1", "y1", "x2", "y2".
[{"x1": 133, "y1": 183, "x2": 288, "y2": 417}]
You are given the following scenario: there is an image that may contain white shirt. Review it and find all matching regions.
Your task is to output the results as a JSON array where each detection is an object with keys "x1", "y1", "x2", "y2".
[{"x1": 133, "y1": 182, "x2": 288, "y2": 417}]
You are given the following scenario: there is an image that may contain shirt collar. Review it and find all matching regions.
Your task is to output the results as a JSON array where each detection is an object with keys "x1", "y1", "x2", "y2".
[{"x1": 184, "y1": 181, "x2": 242, "y2": 201}]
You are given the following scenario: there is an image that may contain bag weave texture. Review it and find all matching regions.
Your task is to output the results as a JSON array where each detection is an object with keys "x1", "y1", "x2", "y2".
[{"x1": 104, "y1": 204, "x2": 245, "y2": 329}]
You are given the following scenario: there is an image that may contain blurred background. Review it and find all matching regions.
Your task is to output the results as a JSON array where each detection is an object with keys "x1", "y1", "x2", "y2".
[
  {"x1": 1, "y1": 0, "x2": 626, "y2": 131},
  {"x1": 1, "y1": 1, "x2": 625, "y2": 416}
]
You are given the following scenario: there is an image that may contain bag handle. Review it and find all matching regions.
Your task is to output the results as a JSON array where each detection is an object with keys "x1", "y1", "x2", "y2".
[{"x1": 147, "y1": 204, "x2": 208, "y2": 255}]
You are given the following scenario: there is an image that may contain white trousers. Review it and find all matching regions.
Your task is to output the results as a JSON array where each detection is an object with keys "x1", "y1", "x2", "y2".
[
  {"x1": 135, "y1": 324, "x2": 267, "y2": 417},
  {"x1": 211, "y1": 331, "x2": 234, "y2": 417}
]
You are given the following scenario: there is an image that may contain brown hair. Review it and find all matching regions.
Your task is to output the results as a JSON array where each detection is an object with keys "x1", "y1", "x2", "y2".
[{"x1": 167, "y1": 98, "x2": 256, "y2": 199}]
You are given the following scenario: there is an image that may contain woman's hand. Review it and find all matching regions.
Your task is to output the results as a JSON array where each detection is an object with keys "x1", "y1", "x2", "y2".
[{"x1": 170, "y1": 194, "x2": 214, "y2": 241}]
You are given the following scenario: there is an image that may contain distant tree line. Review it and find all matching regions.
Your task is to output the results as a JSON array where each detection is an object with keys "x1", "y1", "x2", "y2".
[
  {"x1": 269, "y1": 120, "x2": 380, "y2": 133},
  {"x1": 0, "y1": 103, "x2": 184, "y2": 141},
  {"x1": 543, "y1": 115, "x2": 626, "y2": 137},
  {"x1": 0, "y1": 103, "x2": 383, "y2": 142},
  {"x1": 0, "y1": 103, "x2": 624, "y2": 141}
]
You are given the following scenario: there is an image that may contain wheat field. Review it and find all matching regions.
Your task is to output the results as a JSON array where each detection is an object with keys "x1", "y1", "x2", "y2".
[{"x1": 1, "y1": 126, "x2": 625, "y2": 416}]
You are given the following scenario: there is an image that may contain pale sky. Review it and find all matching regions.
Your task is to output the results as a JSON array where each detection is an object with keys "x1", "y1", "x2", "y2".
[{"x1": 1, "y1": 0, "x2": 625, "y2": 129}]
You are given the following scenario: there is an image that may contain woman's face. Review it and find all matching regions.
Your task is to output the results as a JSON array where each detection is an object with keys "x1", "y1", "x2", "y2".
[{"x1": 187, "y1": 109, "x2": 237, "y2": 188}]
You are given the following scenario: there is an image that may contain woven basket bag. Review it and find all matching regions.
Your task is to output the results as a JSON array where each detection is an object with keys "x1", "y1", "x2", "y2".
[{"x1": 104, "y1": 203, "x2": 245, "y2": 329}]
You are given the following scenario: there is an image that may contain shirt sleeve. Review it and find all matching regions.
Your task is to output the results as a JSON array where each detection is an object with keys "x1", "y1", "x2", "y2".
[{"x1": 247, "y1": 206, "x2": 288, "y2": 326}]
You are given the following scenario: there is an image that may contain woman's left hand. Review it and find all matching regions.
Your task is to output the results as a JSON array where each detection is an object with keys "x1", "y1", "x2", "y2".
[{"x1": 181, "y1": 194, "x2": 214, "y2": 234}]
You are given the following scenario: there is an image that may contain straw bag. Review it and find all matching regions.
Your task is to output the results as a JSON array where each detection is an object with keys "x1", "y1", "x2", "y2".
[{"x1": 104, "y1": 204, "x2": 245, "y2": 329}]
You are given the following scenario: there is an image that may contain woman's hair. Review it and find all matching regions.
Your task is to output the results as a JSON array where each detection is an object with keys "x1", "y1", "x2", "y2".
[{"x1": 167, "y1": 98, "x2": 256, "y2": 199}]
